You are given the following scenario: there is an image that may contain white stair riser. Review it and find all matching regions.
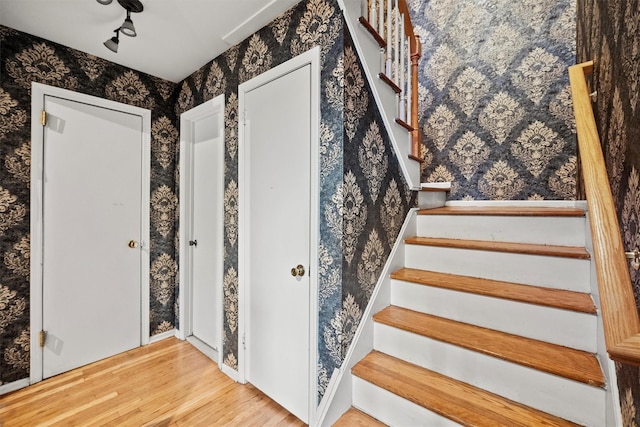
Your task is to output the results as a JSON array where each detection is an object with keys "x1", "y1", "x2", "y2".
[
  {"x1": 418, "y1": 191, "x2": 447, "y2": 210},
  {"x1": 391, "y1": 280, "x2": 597, "y2": 352},
  {"x1": 352, "y1": 376, "x2": 460, "y2": 427},
  {"x1": 374, "y1": 324, "x2": 606, "y2": 426},
  {"x1": 405, "y1": 245, "x2": 591, "y2": 292},
  {"x1": 417, "y1": 215, "x2": 586, "y2": 246}
]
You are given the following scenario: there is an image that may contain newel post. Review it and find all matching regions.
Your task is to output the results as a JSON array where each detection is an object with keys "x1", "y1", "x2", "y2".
[{"x1": 410, "y1": 35, "x2": 422, "y2": 160}]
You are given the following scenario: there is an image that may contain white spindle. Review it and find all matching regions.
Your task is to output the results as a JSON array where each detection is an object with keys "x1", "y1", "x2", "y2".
[
  {"x1": 362, "y1": 0, "x2": 368, "y2": 19},
  {"x1": 394, "y1": 6, "x2": 400, "y2": 84},
  {"x1": 379, "y1": 0, "x2": 384, "y2": 36},
  {"x1": 370, "y1": 0, "x2": 377, "y2": 30},
  {"x1": 400, "y1": 25, "x2": 406, "y2": 121},
  {"x1": 380, "y1": 0, "x2": 392, "y2": 76}
]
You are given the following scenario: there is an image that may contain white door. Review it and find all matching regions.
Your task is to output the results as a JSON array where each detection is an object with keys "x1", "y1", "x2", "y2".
[
  {"x1": 179, "y1": 98, "x2": 225, "y2": 360},
  {"x1": 41, "y1": 95, "x2": 143, "y2": 379},
  {"x1": 243, "y1": 64, "x2": 312, "y2": 422},
  {"x1": 190, "y1": 114, "x2": 223, "y2": 351}
]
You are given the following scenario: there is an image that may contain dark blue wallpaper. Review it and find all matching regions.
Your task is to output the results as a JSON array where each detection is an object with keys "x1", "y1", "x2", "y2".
[{"x1": 408, "y1": 0, "x2": 577, "y2": 200}]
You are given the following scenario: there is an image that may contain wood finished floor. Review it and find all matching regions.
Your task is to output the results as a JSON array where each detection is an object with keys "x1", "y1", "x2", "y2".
[{"x1": 0, "y1": 337, "x2": 305, "y2": 426}]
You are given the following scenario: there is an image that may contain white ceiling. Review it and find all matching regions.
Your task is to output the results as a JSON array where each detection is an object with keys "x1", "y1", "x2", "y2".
[{"x1": 0, "y1": 0, "x2": 303, "y2": 83}]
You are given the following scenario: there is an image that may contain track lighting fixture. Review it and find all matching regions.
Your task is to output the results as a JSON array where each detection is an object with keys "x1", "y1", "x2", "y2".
[
  {"x1": 98, "y1": 0, "x2": 143, "y2": 52},
  {"x1": 103, "y1": 29, "x2": 120, "y2": 53},
  {"x1": 120, "y1": 10, "x2": 137, "y2": 37}
]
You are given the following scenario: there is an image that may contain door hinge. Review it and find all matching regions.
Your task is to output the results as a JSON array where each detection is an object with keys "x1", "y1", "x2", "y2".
[
  {"x1": 242, "y1": 334, "x2": 246, "y2": 349},
  {"x1": 41, "y1": 110, "x2": 47, "y2": 126},
  {"x1": 39, "y1": 330, "x2": 47, "y2": 348}
]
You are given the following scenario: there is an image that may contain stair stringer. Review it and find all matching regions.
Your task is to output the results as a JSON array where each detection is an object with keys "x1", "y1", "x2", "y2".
[
  {"x1": 585, "y1": 209, "x2": 623, "y2": 426},
  {"x1": 314, "y1": 208, "x2": 419, "y2": 427},
  {"x1": 336, "y1": 0, "x2": 421, "y2": 191}
]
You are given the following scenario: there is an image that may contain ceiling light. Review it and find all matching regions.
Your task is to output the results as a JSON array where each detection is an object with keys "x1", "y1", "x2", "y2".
[
  {"x1": 120, "y1": 11, "x2": 137, "y2": 37},
  {"x1": 103, "y1": 30, "x2": 120, "y2": 53},
  {"x1": 98, "y1": 0, "x2": 143, "y2": 52}
]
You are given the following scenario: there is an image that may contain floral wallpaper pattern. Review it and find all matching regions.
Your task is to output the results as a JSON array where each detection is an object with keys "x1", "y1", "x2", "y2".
[
  {"x1": 408, "y1": 0, "x2": 577, "y2": 200},
  {"x1": 0, "y1": 25, "x2": 179, "y2": 384},
  {"x1": 577, "y1": 0, "x2": 640, "y2": 425}
]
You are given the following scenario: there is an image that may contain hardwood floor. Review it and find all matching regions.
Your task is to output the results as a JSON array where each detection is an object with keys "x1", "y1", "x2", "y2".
[{"x1": 0, "y1": 338, "x2": 305, "y2": 426}]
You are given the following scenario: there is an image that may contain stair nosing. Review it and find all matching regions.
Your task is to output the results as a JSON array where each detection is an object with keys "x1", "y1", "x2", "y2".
[
  {"x1": 373, "y1": 306, "x2": 605, "y2": 388},
  {"x1": 353, "y1": 351, "x2": 582, "y2": 427},
  {"x1": 390, "y1": 268, "x2": 597, "y2": 314},
  {"x1": 418, "y1": 206, "x2": 586, "y2": 217},
  {"x1": 405, "y1": 236, "x2": 591, "y2": 259}
]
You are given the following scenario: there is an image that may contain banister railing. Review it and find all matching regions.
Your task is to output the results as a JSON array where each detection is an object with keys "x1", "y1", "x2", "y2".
[
  {"x1": 360, "y1": 0, "x2": 422, "y2": 162},
  {"x1": 569, "y1": 61, "x2": 640, "y2": 366}
]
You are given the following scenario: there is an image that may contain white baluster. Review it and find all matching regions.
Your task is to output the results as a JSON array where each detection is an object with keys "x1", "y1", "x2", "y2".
[
  {"x1": 370, "y1": 0, "x2": 377, "y2": 30},
  {"x1": 394, "y1": 6, "x2": 400, "y2": 85},
  {"x1": 400, "y1": 23, "x2": 406, "y2": 121},
  {"x1": 380, "y1": 0, "x2": 392, "y2": 76},
  {"x1": 379, "y1": 0, "x2": 384, "y2": 36},
  {"x1": 362, "y1": 0, "x2": 368, "y2": 19}
]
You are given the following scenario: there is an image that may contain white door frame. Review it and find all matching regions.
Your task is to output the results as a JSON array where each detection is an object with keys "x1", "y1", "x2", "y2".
[
  {"x1": 178, "y1": 95, "x2": 225, "y2": 367},
  {"x1": 30, "y1": 82, "x2": 151, "y2": 384},
  {"x1": 238, "y1": 47, "x2": 320, "y2": 419}
]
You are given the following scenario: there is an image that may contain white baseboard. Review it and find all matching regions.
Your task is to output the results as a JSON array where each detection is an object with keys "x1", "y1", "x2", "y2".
[
  {"x1": 0, "y1": 378, "x2": 30, "y2": 396},
  {"x1": 312, "y1": 368, "x2": 341, "y2": 426},
  {"x1": 220, "y1": 362, "x2": 240, "y2": 382},
  {"x1": 186, "y1": 335, "x2": 219, "y2": 363},
  {"x1": 149, "y1": 329, "x2": 176, "y2": 343}
]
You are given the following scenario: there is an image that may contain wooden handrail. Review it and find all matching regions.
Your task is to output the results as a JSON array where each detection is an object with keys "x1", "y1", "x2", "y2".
[{"x1": 569, "y1": 61, "x2": 640, "y2": 366}]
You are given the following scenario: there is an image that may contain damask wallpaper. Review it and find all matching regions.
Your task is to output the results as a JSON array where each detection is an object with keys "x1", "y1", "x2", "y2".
[
  {"x1": 322, "y1": 29, "x2": 416, "y2": 397},
  {"x1": 408, "y1": 0, "x2": 577, "y2": 200},
  {"x1": 0, "y1": 26, "x2": 179, "y2": 385},
  {"x1": 576, "y1": 1, "x2": 640, "y2": 425},
  {"x1": 175, "y1": 0, "x2": 414, "y2": 400}
]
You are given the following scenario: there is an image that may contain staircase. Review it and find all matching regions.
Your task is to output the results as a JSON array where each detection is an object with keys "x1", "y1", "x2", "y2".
[{"x1": 332, "y1": 201, "x2": 610, "y2": 426}]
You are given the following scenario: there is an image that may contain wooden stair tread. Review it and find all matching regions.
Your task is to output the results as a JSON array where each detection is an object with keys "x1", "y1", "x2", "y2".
[
  {"x1": 374, "y1": 306, "x2": 605, "y2": 387},
  {"x1": 405, "y1": 236, "x2": 591, "y2": 259},
  {"x1": 378, "y1": 72, "x2": 402, "y2": 93},
  {"x1": 358, "y1": 17, "x2": 386, "y2": 48},
  {"x1": 395, "y1": 117, "x2": 414, "y2": 131},
  {"x1": 419, "y1": 206, "x2": 585, "y2": 217},
  {"x1": 390, "y1": 268, "x2": 597, "y2": 314},
  {"x1": 332, "y1": 407, "x2": 386, "y2": 426},
  {"x1": 353, "y1": 351, "x2": 581, "y2": 427}
]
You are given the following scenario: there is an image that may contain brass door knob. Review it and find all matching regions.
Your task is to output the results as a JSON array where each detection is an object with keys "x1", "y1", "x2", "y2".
[
  {"x1": 128, "y1": 240, "x2": 138, "y2": 248},
  {"x1": 290, "y1": 264, "x2": 305, "y2": 277}
]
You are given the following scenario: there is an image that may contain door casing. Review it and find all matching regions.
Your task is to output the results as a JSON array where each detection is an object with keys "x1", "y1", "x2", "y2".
[
  {"x1": 238, "y1": 47, "x2": 320, "y2": 420},
  {"x1": 30, "y1": 82, "x2": 151, "y2": 384},
  {"x1": 178, "y1": 95, "x2": 225, "y2": 367}
]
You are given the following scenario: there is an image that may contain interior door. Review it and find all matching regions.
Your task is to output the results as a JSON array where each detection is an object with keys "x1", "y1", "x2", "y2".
[
  {"x1": 190, "y1": 115, "x2": 223, "y2": 350},
  {"x1": 42, "y1": 95, "x2": 142, "y2": 379},
  {"x1": 245, "y1": 64, "x2": 311, "y2": 423}
]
